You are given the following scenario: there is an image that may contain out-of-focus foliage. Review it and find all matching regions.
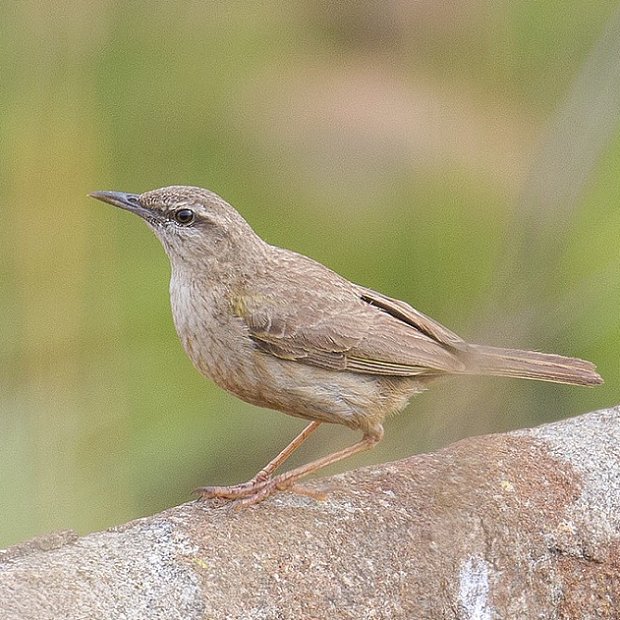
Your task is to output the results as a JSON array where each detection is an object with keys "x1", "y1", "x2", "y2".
[{"x1": 1, "y1": 1, "x2": 618, "y2": 546}]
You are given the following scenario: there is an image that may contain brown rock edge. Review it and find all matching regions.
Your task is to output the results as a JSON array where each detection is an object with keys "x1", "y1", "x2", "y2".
[{"x1": 2, "y1": 405, "x2": 619, "y2": 619}]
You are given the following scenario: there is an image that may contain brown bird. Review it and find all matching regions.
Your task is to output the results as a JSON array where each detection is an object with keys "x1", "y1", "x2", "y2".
[{"x1": 90, "y1": 186, "x2": 603, "y2": 506}]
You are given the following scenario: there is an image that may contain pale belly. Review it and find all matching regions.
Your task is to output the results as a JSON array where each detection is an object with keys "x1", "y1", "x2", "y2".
[
  {"x1": 170, "y1": 278, "x2": 421, "y2": 436},
  {"x1": 181, "y1": 318, "x2": 419, "y2": 435}
]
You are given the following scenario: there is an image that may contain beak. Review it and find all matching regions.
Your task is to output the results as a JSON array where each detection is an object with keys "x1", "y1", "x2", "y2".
[{"x1": 89, "y1": 191, "x2": 153, "y2": 220}]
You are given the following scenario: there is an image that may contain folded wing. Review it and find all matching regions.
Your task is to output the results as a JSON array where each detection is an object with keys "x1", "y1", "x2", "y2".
[{"x1": 239, "y1": 281, "x2": 466, "y2": 377}]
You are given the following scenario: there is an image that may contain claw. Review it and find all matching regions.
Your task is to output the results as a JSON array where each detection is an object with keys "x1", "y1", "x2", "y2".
[
  {"x1": 230, "y1": 480, "x2": 327, "y2": 509},
  {"x1": 193, "y1": 475, "x2": 272, "y2": 500},
  {"x1": 193, "y1": 485, "x2": 241, "y2": 500},
  {"x1": 288, "y1": 484, "x2": 327, "y2": 501},
  {"x1": 233, "y1": 482, "x2": 277, "y2": 509}
]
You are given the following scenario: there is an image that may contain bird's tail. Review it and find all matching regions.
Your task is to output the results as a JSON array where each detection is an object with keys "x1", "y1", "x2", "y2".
[{"x1": 465, "y1": 344, "x2": 603, "y2": 387}]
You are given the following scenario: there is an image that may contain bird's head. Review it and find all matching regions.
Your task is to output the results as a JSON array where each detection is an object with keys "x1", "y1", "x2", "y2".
[{"x1": 90, "y1": 185, "x2": 261, "y2": 267}]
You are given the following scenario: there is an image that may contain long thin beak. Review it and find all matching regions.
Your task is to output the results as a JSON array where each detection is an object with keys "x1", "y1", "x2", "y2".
[{"x1": 89, "y1": 190, "x2": 153, "y2": 220}]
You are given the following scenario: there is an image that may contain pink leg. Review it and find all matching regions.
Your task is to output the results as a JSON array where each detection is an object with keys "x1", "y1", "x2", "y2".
[
  {"x1": 235, "y1": 428, "x2": 383, "y2": 507},
  {"x1": 195, "y1": 421, "x2": 322, "y2": 500}
]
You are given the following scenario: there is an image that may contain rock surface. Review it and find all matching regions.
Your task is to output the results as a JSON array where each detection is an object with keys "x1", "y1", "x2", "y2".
[{"x1": 2, "y1": 405, "x2": 619, "y2": 619}]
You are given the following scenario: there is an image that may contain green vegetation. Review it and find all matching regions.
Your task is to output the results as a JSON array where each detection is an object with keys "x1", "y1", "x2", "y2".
[{"x1": 1, "y1": 2, "x2": 618, "y2": 546}]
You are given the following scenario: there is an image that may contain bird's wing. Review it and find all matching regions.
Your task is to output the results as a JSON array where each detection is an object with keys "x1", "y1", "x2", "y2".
[
  {"x1": 354, "y1": 286, "x2": 467, "y2": 350},
  {"x1": 236, "y1": 281, "x2": 466, "y2": 377}
]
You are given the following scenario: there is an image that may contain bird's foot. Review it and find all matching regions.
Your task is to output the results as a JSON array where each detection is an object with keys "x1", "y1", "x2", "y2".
[
  {"x1": 232, "y1": 480, "x2": 327, "y2": 509},
  {"x1": 195, "y1": 475, "x2": 326, "y2": 507},
  {"x1": 193, "y1": 471, "x2": 272, "y2": 500}
]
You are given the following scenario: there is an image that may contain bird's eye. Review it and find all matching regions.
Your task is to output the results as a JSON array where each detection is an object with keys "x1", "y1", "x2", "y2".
[{"x1": 173, "y1": 208, "x2": 195, "y2": 225}]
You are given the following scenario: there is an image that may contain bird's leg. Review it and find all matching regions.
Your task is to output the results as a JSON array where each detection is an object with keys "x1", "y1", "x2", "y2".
[
  {"x1": 234, "y1": 429, "x2": 383, "y2": 508},
  {"x1": 195, "y1": 421, "x2": 322, "y2": 500}
]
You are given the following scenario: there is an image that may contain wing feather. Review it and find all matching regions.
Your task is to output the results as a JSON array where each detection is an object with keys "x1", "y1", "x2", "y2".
[
  {"x1": 356, "y1": 286, "x2": 467, "y2": 349},
  {"x1": 239, "y1": 280, "x2": 466, "y2": 376}
]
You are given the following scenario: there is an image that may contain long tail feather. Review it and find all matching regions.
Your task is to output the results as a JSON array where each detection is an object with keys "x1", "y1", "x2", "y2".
[{"x1": 466, "y1": 344, "x2": 603, "y2": 387}]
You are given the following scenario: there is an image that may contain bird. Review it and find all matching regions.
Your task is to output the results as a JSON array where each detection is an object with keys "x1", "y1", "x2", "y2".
[{"x1": 90, "y1": 186, "x2": 603, "y2": 506}]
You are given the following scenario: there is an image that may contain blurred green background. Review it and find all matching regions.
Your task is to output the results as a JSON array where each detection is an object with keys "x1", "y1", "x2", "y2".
[{"x1": 1, "y1": 1, "x2": 619, "y2": 547}]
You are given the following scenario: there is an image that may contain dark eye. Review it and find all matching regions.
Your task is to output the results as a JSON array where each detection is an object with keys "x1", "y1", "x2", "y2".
[{"x1": 173, "y1": 208, "x2": 195, "y2": 225}]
